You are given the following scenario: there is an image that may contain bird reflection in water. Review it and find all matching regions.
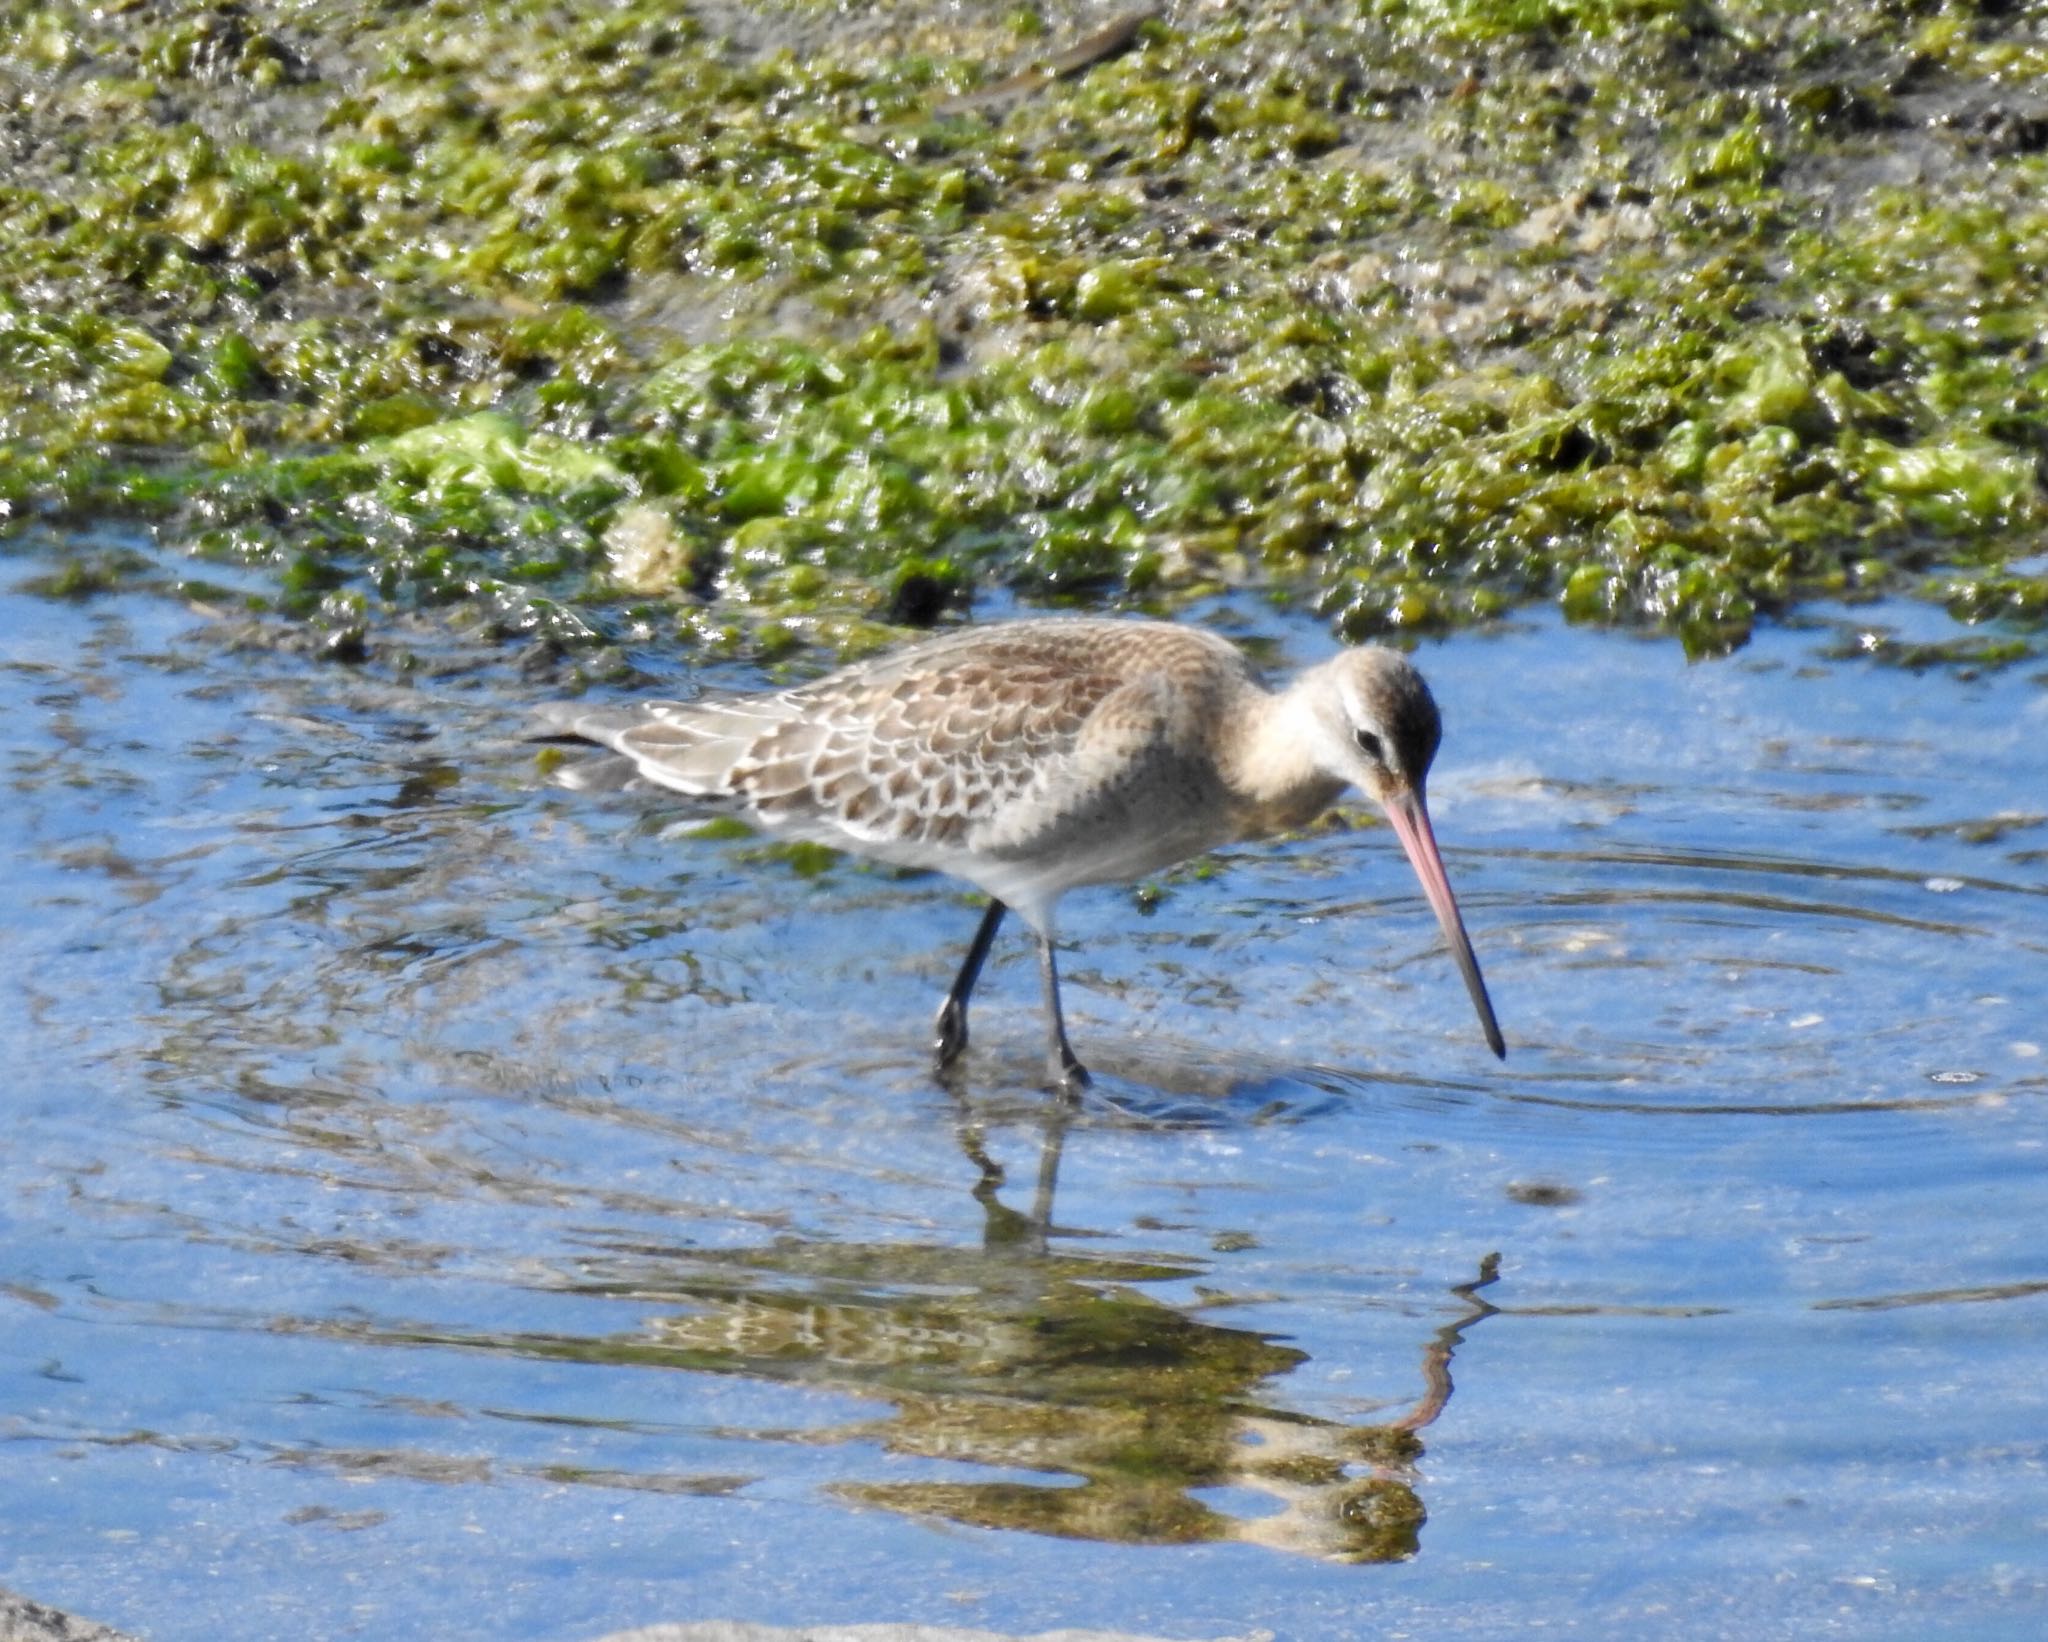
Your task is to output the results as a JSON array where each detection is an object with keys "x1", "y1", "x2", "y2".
[{"x1": 626, "y1": 1102, "x2": 1501, "y2": 1563}]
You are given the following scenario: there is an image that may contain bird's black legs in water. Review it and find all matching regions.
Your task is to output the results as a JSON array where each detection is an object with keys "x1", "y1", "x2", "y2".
[
  {"x1": 932, "y1": 897, "x2": 1088, "y2": 1096},
  {"x1": 1037, "y1": 934, "x2": 1091, "y2": 1096},
  {"x1": 932, "y1": 898, "x2": 1007, "y2": 1071}
]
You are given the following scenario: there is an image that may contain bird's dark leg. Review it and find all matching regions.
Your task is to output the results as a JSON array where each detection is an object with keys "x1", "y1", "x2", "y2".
[
  {"x1": 1036, "y1": 934, "x2": 1091, "y2": 1096},
  {"x1": 932, "y1": 898, "x2": 1007, "y2": 1073}
]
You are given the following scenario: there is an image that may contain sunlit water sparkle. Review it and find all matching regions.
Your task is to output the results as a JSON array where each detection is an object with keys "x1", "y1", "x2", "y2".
[{"x1": 4, "y1": 534, "x2": 2045, "y2": 1641}]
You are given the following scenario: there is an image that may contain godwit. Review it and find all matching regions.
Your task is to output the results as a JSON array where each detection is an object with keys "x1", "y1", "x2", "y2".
[{"x1": 542, "y1": 617, "x2": 1504, "y2": 1091}]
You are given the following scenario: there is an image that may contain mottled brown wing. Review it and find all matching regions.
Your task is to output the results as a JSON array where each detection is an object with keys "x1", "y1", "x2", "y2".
[
  {"x1": 551, "y1": 618, "x2": 1256, "y2": 863},
  {"x1": 725, "y1": 648, "x2": 1132, "y2": 850}
]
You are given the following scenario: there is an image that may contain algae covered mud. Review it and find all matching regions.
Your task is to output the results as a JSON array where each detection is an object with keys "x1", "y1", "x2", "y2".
[{"x1": 4, "y1": 0, "x2": 2048, "y2": 667}]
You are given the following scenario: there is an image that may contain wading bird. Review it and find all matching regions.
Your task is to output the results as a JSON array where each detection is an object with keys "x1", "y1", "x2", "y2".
[{"x1": 543, "y1": 617, "x2": 1504, "y2": 1092}]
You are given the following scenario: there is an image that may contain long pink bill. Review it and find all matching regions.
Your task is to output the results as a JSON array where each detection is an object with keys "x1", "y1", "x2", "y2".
[{"x1": 1380, "y1": 787, "x2": 1506, "y2": 1060}]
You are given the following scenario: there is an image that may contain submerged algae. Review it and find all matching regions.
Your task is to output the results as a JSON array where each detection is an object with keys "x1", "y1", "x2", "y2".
[{"x1": 2, "y1": 0, "x2": 2046, "y2": 662}]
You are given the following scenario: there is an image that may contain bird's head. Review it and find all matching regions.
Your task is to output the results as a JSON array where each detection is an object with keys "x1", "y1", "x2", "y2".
[{"x1": 1304, "y1": 647, "x2": 1505, "y2": 1061}]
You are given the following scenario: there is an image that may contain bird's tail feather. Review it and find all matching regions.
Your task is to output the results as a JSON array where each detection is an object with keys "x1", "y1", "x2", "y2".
[{"x1": 532, "y1": 697, "x2": 807, "y2": 801}]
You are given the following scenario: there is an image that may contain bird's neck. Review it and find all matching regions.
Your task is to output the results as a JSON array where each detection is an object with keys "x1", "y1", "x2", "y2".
[{"x1": 1222, "y1": 674, "x2": 1346, "y2": 836}]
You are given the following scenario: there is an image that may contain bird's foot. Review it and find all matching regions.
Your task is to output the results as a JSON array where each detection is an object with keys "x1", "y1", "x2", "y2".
[
  {"x1": 1050, "y1": 1053, "x2": 1091, "y2": 1101},
  {"x1": 932, "y1": 998, "x2": 970, "y2": 1073}
]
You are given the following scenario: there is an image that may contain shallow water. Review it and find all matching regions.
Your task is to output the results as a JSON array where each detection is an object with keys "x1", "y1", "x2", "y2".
[{"x1": 4, "y1": 533, "x2": 2046, "y2": 1641}]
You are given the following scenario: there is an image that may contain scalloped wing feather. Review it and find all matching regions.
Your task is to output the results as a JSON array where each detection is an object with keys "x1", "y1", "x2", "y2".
[{"x1": 546, "y1": 620, "x2": 1260, "y2": 868}]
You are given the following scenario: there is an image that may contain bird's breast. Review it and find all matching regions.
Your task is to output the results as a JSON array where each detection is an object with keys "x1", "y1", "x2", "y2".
[{"x1": 1231, "y1": 774, "x2": 1347, "y2": 841}]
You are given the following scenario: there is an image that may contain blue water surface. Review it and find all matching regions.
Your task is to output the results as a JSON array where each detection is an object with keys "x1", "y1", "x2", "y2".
[{"x1": 3, "y1": 534, "x2": 2045, "y2": 1641}]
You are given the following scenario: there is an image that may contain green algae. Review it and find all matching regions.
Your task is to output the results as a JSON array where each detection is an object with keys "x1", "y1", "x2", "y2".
[{"x1": 3, "y1": 0, "x2": 2046, "y2": 663}]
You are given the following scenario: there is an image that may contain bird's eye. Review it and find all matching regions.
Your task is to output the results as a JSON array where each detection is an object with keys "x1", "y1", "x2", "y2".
[{"x1": 1353, "y1": 727, "x2": 1385, "y2": 762}]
